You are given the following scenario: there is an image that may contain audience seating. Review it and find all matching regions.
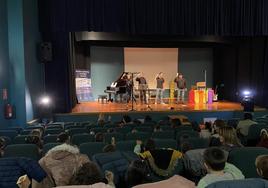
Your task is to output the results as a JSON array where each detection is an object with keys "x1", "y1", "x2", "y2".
[
  {"x1": 125, "y1": 132, "x2": 151, "y2": 141},
  {"x1": 13, "y1": 135, "x2": 28, "y2": 144},
  {"x1": 116, "y1": 141, "x2": 136, "y2": 152},
  {"x1": 46, "y1": 125, "x2": 63, "y2": 129},
  {"x1": 0, "y1": 130, "x2": 18, "y2": 139},
  {"x1": 90, "y1": 127, "x2": 108, "y2": 134},
  {"x1": 43, "y1": 135, "x2": 59, "y2": 144},
  {"x1": 154, "y1": 139, "x2": 177, "y2": 149},
  {"x1": 175, "y1": 126, "x2": 193, "y2": 132},
  {"x1": 79, "y1": 142, "x2": 106, "y2": 159},
  {"x1": 0, "y1": 136, "x2": 12, "y2": 145},
  {"x1": 42, "y1": 143, "x2": 61, "y2": 156},
  {"x1": 92, "y1": 151, "x2": 129, "y2": 185},
  {"x1": 115, "y1": 127, "x2": 132, "y2": 134},
  {"x1": 246, "y1": 123, "x2": 268, "y2": 146},
  {"x1": 152, "y1": 131, "x2": 175, "y2": 139},
  {"x1": 67, "y1": 128, "x2": 87, "y2": 136},
  {"x1": 228, "y1": 147, "x2": 268, "y2": 178},
  {"x1": 65, "y1": 125, "x2": 85, "y2": 130},
  {"x1": 134, "y1": 126, "x2": 153, "y2": 132},
  {"x1": 206, "y1": 178, "x2": 268, "y2": 188},
  {"x1": 4, "y1": 144, "x2": 40, "y2": 160},
  {"x1": 44, "y1": 128, "x2": 63, "y2": 135},
  {"x1": 180, "y1": 137, "x2": 209, "y2": 150},
  {"x1": 104, "y1": 133, "x2": 124, "y2": 144},
  {"x1": 19, "y1": 130, "x2": 32, "y2": 135},
  {"x1": 71, "y1": 133, "x2": 95, "y2": 146},
  {"x1": 176, "y1": 130, "x2": 199, "y2": 141}
]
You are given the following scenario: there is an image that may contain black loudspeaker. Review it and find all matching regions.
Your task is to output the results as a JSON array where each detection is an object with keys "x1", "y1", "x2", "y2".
[{"x1": 38, "y1": 42, "x2": 52, "y2": 62}]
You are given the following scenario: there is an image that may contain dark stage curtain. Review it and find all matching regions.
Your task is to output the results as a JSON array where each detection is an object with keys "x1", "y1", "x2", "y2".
[
  {"x1": 38, "y1": 0, "x2": 268, "y2": 36},
  {"x1": 214, "y1": 37, "x2": 268, "y2": 108}
]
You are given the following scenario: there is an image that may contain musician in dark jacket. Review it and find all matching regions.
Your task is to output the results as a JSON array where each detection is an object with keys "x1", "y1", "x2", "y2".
[
  {"x1": 136, "y1": 73, "x2": 148, "y2": 104},
  {"x1": 174, "y1": 73, "x2": 187, "y2": 103}
]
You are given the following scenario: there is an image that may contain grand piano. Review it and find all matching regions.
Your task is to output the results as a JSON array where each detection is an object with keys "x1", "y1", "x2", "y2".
[{"x1": 104, "y1": 72, "x2": 128, "y2": 102}]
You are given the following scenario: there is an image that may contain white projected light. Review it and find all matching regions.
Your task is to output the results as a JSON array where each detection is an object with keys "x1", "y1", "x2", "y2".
[{"x1": 40, "y1": 95, "x2": 51, "y2": 105}]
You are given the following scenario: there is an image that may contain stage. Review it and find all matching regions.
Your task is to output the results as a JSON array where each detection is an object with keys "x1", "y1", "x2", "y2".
[{"x1": 72, "y1": 101, "x2": 266, "y2": 114}]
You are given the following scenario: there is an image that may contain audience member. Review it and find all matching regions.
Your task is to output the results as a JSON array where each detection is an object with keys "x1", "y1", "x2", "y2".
[
  {"x1": 125, "y1": 160, "x2": 150, "y2": 187},
  {"x1": 0, "y1": 137, "x2": 6, "y2": 157},
  {"x1": 25, "y1": 135, "x2": 43, "y2": 151},
  {"x1": 237, "y1": 113, "x2": 257, "y2": 137},
  {"x1": 95, "y1": 133, "x2": 104, "y2": 142},
  {"x1": 197, "y1": 147, "x2": 244, "y2": 188},
  {"x1": 209, "y1": 119, "x2": 226, "y2": 146},
  {"x1": 171, "y1": 118, "x2": 181, "y2": 128},
  {"x1": 103, "y1": 144, "x2": 116, "y2": 153},
  {"x1": 97, "y1": 113, "x2": 106, "y2": 126},
  {"x1": 132, "y1": 175, "x2": 195, "y2": 188},
  {"x1": 32, "y1": 143, "x2": 89, "y2": 188},
  {"x1": 200, "y1": 122, "x2": 212, "y2": 139},
  {"x1": 256, "y1": 155, "x2": 268, "y2": 180},
  {"x1": 153, "y1": 125, "x2": 162, "y2": 132},
  {"x1": 144, "y1": 115, "x2": 153, "y2": 123},
  {"x1": 257, "y1": 128, "x2": 268, "y2": 148},
  {"x1": 67, "y1": 162, "x2": 114, "y2": 187},
  {"x1": 218, "y1": 126, "x2": 243, "y2": 152},
  {"x1": 134, "y1": 140, "x2": 144, "y2": 154},
  {"x1": 57, "y1": 132, "x2": 71, "y2": 144}
]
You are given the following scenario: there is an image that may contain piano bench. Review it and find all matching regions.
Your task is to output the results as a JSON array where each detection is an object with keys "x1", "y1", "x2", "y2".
[{"x1": 98, "y1": 95, "x2": 108, "y2": 104}]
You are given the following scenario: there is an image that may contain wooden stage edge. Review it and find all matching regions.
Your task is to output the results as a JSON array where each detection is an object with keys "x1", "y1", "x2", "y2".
[{"x1": 69, "y1": 101, "x2": 266, "y2": 115}]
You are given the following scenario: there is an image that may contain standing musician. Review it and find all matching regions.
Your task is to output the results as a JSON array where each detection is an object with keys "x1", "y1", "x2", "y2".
[
  {"x1": 155, "y1": 72, "x2": 165, "y2": 104},
  {"x1": 174, "y1": 73, "x2": 187, "y2": 103},
  {"x1": 136, "y1": 72, "x2": 148, "y2": 104}
]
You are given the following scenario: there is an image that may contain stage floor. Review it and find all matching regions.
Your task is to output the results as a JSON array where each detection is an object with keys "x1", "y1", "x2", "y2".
[{"x1": 72, "y1": 101, "x2": 266, "y2": 114}]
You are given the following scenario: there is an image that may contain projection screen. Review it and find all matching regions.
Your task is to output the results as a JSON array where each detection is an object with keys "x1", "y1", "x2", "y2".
[{"x1": 124, "y1": 48, "x2": 178, "y2": 89}]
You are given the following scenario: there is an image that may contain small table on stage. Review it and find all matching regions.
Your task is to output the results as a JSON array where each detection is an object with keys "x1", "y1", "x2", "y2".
[{"x1": 188, "y1": 89, "x2": 214, "y2": 104}]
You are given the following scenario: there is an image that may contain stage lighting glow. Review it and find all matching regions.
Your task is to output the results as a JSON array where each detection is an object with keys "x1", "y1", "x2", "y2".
[
  {"x1": 243, "y1": 90, "x2": 251, "y2": 96},
  {"x1": 40, "y1": 96, "x2": 50, "y2": 105}
]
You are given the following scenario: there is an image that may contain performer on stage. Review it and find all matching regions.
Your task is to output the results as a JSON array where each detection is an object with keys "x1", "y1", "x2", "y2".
[
  {"x1": 174, "y1": 73, "x2": 187, "y2": 103},
  {"x1": 136, "y1": 73, "x2": 147, "y2": 104},
  {"x1": 155, "y1": 72, "x2": 165, "y2": 104}
]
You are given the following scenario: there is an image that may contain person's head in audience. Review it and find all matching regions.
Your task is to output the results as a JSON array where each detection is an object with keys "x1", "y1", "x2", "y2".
[
  {"x1": 181, "y1": 142, "x2": 192, "y2": 154},
  {"x1": 154, "y1": 125, "x2": 162, "y2": 132},
  {"x1": 122, "y1": 115, "x2": 132, "y2": 124},
  {"x1": 256, "y1": 155, "x2": 268, "y2": 180},
  {"x1": 213, "y1": 119, "x2": 226, "y2": 134},
  {"x1": 260, "y1": 128, "x2": 268, "y2": 141},
  {"x1": 171, "y1": 118, "x2": 181, "y2": 128},
  {"x1": 98, "y1": 113, "x2": 106, "y2": 126},
  {"x1": 30, "y1": 129, "x2": 42, "y2": 139},
  {"x1": 218, "y1": 126, "x2": 242, "y2": 147},
  {"x1": 203, "y1": 147, "x2": 226, "y2": 173},
  {"x1": 69, "y1": 162, "x2": 103, "y2": 185},
  {"x1": 0, "y1": 137, "x2": 6, "y2": 157},
  {"x1": 125, "y1": 159, "x2": 150, "y2": 187},
  {"x1": 144, "y1": 139, "x2": 155, "y2": 151},
  {"x1": 144, "y1": 115, "x2": 152, "y2": 122},
  {"x1": 204, "y1": 122, "x2": 212, "y2": 132},
  {"x1": 25, "y1": 135, "x2": 43, "y2": 150},
  {"x1": 95, "y1": 132, "x2": 104, "y2": 142},
  {"x1": 103, "y1": 144, "x2": 116, "y2": 153},
  {"x1": 57, "y1": 132, "x2": 70, "y2": 144},
  {"x1": 244, "y1": 112, "x2": 253, "y2": 120}
]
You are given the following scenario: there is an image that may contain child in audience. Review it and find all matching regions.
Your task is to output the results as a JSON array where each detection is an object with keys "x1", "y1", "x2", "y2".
[
  {"x1": 200, "y1": 122, "x2": 212, "y2": 139},
  {"x1": 0, "y1": 137, "x2": 6, "y2": 157},
  {"x1": 218, "y1": 126, "x2": 243, "y2": 152},
  {"x1": 134, "y1": 140, "x2": 144, "y2": 154},
  {"x1": 125, "y1": 160, "x2": 150, "y2": 187},
  {"x1": 209, "y1": 119, "x2": 226, "y2": 146},
  {"x1": 197, "y1": 147, "x2": 244, "y2": 188},
  {"x1": 236, "y1": 113, "x2": 257, "y2": 137},
  {"x1": 153, "y1": 125, "x2": 162, "y2": 132},
  {"x1": 57, "y1": 132, "x2": 71, "y2": 144},
  {"x1": 67, "y1": 162, "x2": 115, "y2": 187},
  {"x1": 95, "y1": 133, "x2": 104, "y2": 142},
  {"x1": 256, "y1": 155, "x2": 268, "y2": 180},
  {"x1": 257, "y1": 128, "x2": 268, "y2": 149}
]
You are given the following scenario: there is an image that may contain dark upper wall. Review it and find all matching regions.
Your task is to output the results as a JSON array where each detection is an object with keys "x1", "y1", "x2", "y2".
[{"x1": 38, "y1": 0, "x2": 268, "y2": 36}]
